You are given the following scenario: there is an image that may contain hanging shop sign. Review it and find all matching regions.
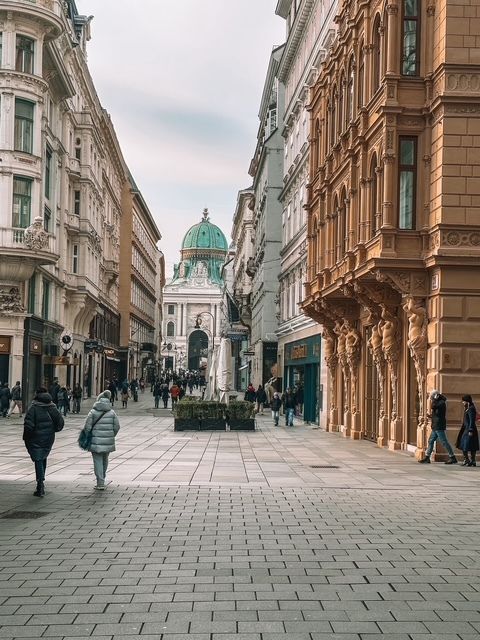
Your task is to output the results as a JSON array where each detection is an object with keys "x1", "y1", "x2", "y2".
[
  {"x1": 0, "y1": 337, "x2": 11, "y2": 354},
  {"x1": 84, "y1": 340, "x2": 99, "y2": 352},
  {"x1": 30, "y1": 338, "x2": 42, "y2": 355}
]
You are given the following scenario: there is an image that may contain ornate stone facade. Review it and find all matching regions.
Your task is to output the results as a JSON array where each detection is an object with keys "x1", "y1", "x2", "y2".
[{"x1": 302, "y1": 0, "x2": 480, "y2": 458}]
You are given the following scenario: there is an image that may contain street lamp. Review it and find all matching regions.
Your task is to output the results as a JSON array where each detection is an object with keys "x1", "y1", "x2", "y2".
[{"x1": 194, "y1": 311, "x2": 216, "y2": 352}]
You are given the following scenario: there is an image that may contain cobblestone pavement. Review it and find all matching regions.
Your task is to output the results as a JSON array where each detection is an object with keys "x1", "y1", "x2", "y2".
[{"x1": 1, "y1": 394, "x2": 479, "y2": 639}]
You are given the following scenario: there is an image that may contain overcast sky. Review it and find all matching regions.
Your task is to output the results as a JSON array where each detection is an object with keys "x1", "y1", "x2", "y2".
[{"x1": 75, "y1": 0, "x2": 285, "y2": 275}]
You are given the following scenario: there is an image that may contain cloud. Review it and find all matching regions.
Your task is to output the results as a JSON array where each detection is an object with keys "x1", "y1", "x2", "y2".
[{"x1": 75, "y1": 0, "x2": 284, "y2": 273}]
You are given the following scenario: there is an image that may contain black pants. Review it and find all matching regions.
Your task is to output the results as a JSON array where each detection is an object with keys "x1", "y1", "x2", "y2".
[
  {"x1": 34, "y1": 459, "x2": 47, "y2": 482},
  {"x1": 463, "y1": 450, "x2": 477, "y2": 462}
]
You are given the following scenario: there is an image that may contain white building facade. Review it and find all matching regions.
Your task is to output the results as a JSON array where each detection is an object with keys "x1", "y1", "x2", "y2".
[
  {"x1": 275, "y1": 0, "x2": 337, "y2": 426},
  {"x1": 162, "y1": 211, "x2": 228, "y2": 377},
  {"x1": 248, "y1": 45, "x2": 285, "y2": 388}
]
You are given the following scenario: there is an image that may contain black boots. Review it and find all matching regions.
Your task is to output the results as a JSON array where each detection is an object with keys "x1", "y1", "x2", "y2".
[
  {"x1": 33, "y1": 481, "x2": 45, "y2": 497},
  {"x1": 419, "y1": 456, "x2": 430, "y2": 463},
  {"x1": 444, "y1": 456, "x2": 458, "y2": 465}
]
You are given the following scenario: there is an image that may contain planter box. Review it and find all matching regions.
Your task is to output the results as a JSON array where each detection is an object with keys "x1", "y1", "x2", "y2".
[
  {"x1": 174, "y1": 418, "x2": 199, "y2": 431},
  {"x1": 229, "y1": 419, "x2": 256, "y2": 431},
  {"x1": 199, "y1": 418, "x2": 226, "y2": 431}
]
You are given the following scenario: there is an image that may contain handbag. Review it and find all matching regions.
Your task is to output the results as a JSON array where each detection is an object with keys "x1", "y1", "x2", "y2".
[{"x1": 78, "y1": 413, "x2": 103, "y2": 451}]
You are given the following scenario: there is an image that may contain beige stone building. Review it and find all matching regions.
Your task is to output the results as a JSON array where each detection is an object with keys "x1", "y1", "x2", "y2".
[
  {"x1": 0, "y1": 0, "x2": 162, "y2": 400},
  {"x1": 303, "y1": 0, "x2": 480, "y2": 458},
  {"x1": 118, "y1": 175, "x2": 163, "y2": 383}
]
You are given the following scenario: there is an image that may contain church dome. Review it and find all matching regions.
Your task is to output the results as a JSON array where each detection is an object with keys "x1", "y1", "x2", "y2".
[{"x1": 181, "y1": 208, "x2": 228, "y2": 253}]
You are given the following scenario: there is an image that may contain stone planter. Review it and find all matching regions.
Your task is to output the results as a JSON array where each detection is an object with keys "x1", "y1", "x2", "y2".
[
  {"x1": 199, "y1": 418, "x2": 226, "y2": 431},
  {"x1": 174, "y1": 418, "x2": 199, "y2": 431},
  {"x1": 229, "y1": 419, "x2": 256, "y2": 431}
]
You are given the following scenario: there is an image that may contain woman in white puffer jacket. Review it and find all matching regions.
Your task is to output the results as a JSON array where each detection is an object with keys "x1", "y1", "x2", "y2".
[{"x1": 82, "y1": 390, "x2": 120, "y2": 490}]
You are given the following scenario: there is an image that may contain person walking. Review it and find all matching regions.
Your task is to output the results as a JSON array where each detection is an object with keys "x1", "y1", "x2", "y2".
[
  {"x1": 0, "y1": 383, "x2": 11, "y2": 417},
  {"x1": 255, "y1": 385, "x2": 267, "y2": 415},
  {"x1": 7, "y1": 381, "x2": 22, "y2": 417},
  {"x1": 153, "y1": 380, "x2": 162, "y2": 409},
  {"x1": 72, "y1": 383, "x2": 82, "y2": 414},
  {"x1": 80, "y1": 390, "x2": 120, "y2": 490},
  {"x1": 121, "y1": 380, "x2": 129, "y2": 408},
  {"x1": 108, "y1": 379, "x2": 117, "y2": 406},
  {"x1": 419, "y1": 390, "x2": 458, "y2": 464},
  {"x1": 49, "y1": 378, "x2": 60, "y2": 407},
  {"x1": 161, "y1": 382, "x2": 170, "y2": 409},
  {"x1": 23, "y1": 387, "x2": 64, "y2": 496},
  {"x1": 170, "y1": 382, "x2": 180, "y2": 408},
  {"x1": 57, "y1": 386, "x2": 69, "y2": 416},
  {"x1": 456, "y1": 394, "x2": 479, "y2": 467},
  {"x1": 244, "y1": 383, "x2": 256, "y2": 403},
  {"x1": 282, "y1": 388, "x2": 297, "y2": 427},
  {"x1": 271, "y1": 392, "x2": 282, "y2": 427}
]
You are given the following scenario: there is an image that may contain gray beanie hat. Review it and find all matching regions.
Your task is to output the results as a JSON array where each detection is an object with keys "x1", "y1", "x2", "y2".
[{"x1": 97, "y1": 389, "x2": 111, "y2": 401}]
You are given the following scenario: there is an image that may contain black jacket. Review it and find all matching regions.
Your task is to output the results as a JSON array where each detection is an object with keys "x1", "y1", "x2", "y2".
[
  {"x1": 431, "y1": 395, "x2": 447, "y2": 431},
  {"x1": 256, "y1": 388, "x2": 267, "y2": 403},
  {"x1": 0, "y1": 387, "x2": 11, "y2": 409},
  {"x1": 282, "y1": 392, "x2": 297, "y2": 409},
  {"x1": 456, "y1": 405, "x2": 479, "y2": 452},
  {"x1": 23, "y1": 393, "x2": 64, "y2": 461},
  {"x1": 271, "y1": 396, "x2": 282, "y2": 411}
]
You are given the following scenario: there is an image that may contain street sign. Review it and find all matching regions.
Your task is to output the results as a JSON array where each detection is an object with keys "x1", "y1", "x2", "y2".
[{"x1": 243, "y1": 350, "x2": 255, "y2": 356}]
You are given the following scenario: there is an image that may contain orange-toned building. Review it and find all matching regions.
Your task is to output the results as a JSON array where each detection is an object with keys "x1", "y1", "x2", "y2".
[{"x1": 302, "y1": 0, "x2": 480, "y2": 458}]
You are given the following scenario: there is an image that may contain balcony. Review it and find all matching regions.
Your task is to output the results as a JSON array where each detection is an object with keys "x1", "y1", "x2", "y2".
[
  {"x1": 1, "y1": 0, "x2": 64, "y2": 38},
  {"x1": 0, "y1": 224, "x2": 59, "y2": 281}
]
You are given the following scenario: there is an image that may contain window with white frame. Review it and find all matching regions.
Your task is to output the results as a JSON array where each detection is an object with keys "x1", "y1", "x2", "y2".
[
  {"x1": 16, "y1": 36, "x2": 34, "y2": 74},
  {"x1": 14, "y1": 99, "x2": 34, "y2": 153}
]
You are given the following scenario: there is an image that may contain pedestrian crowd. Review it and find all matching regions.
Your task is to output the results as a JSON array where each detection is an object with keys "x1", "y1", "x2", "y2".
[{"x1": 0, "y1": 373, "x2": 475, "y2": 498}]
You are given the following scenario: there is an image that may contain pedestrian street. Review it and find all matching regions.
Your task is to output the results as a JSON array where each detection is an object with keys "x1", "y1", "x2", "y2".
[{"x1": 0, "y1": 396, "x2": 479, "y2": 639}]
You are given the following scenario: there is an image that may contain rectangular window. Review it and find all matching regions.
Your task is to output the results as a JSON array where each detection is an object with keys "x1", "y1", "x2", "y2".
[
  {"x1": 12, "y1": 176, "x2": 32, "y2": 228},
  {"x1": 14, "y1": 99, "x2": 34, "y2": 153},
  {"x1": 74, "y1": 190, "x2": 80, "y2": 215},
  {"x1": 168, "y1": 304, "x2": 175, "y2": 315},
  {"x1": 398, "y1": 137, "x2": 417, "y2": 229},
  {"x1": 42, "y1": 279, "x2": 50, "y2": 320},
  {"x1": 72, "y1": 244, "x2": 79, "y2": 274},
  {"x1": 16, "y1": 35, "x2": 34, "y2": 74},
  {"x1": 44, "y1": 206, "x2": 51, "y2": 233},
  {"x1": 28, "y1": 273, "x2": 36, "y2": 315},
  {"x1": 45, "y1": 146, "x2": 52, "y2": 199},
  {"x1": 402, "y1": 0, "x2": 420, "y2": 76}
]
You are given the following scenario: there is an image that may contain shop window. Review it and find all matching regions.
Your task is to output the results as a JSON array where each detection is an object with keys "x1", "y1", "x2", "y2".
[{"x1": 398, "y1": 137, "x2": 417, "y2": 229}]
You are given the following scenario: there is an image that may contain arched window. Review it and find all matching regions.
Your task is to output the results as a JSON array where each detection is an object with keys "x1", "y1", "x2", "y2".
[
  {"x1": 333, "y1": 196, "x2": 340, "y2": 263},
  {"x1": 166, "y1": 321, "x2": 175, "y2": 337},
  {"x1": 357, "y1": 40, "x2": 365, "y2": 109},
  {"x1": 372, "y1": 16, "x2": 381, "y2": 94},
  {"x1": 338, "y1": 74, "x2": 345, "y2": 137},
  {"x1": 325, "y1": 99, "x2": 330, "y2": 151},
  {"x1": 346, "y1": 57, "x2": 354, "y2": 127},
  {"x1": 312, "y1": 217, "x2": 318, "y2": 276},
  {"x1": 370, "y1": 154, "x2": 378, "y2": 237},
  {"x1": 314, "y1": 119, "x2": 320, "y2": 172},
  {"x1": 330, "y1": 87, "x2": 337, "y2": 145},
  {"x1": 341, "y1": 187, "x2": 348, "y2": 255}
]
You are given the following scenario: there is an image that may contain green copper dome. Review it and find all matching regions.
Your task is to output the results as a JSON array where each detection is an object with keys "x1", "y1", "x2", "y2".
[{"x1": 181, "y1": 209, "x2": 228, "y2": 253}]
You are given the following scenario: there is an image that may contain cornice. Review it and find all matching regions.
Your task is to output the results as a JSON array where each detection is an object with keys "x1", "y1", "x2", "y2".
[{"x1": 278, "y1": 0, "x2": 316, "y2": 83}]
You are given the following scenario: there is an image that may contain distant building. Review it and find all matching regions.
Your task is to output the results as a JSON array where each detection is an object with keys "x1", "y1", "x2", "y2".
[
  {"x1": 275, "y1": 0, "x2": 337, "y2": 426},
  {"x1": 119, "y1": 175, "x2": 163, "y2": 383},
  {"x1": 248, "y1": 45, "x2": 285, "y2": 388},
  {"x1": 163, "y1": 210, "x2": 228, "y2": 376}
]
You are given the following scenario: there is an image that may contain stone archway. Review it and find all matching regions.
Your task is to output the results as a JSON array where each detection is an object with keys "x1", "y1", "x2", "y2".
[{"x1": 188, "y1": 330, "x2": 208, "y2": 371}]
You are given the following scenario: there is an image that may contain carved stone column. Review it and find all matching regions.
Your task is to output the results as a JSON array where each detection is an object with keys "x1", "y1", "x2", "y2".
[
  {"x1": 379, "y1": 304, "x2": 402, "y2": 449},
  {"x1": 403, "y1": 296, "x2": 428, "y2": 459},
  {"x1": 322, "y1": 326, "x2": 338, "y2": 431},
  {"x1": 368, "y1": 322, "x2": 388, "y2": 447},
  {"x1": 334, "y1": 320, "x2": 350, "y2": 435},
  {"x1": 386, "y1": 2, "x2": 399, "y2": 76},
  {"x1": 345, "y1": 321, "x2": 362, "y2": 439}
]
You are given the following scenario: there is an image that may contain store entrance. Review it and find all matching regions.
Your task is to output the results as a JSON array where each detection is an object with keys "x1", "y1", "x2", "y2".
[{"x1": 0, "y1": 354, "x2": 9, "y2": 385}]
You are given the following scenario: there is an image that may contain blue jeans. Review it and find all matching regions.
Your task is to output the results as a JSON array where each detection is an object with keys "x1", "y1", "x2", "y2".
[
  {"x1": 426, "y1": 429, "x2": 455, "y2": 457},
  {"x1": 285, "y1": 408, "x2": 295, "y2": 426},
  {"x1": 272, "y1": 410, "x2": 279, "y2": 425},
  {"x1": 34, "y1": 459, "x2": 47, "y2": 482}
]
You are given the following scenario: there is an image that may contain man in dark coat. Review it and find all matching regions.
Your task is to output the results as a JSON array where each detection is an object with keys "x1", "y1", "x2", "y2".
[
  {"x1": 23, "y1": 387, "x2": 64, "y2": 496},
  {"x1": 419, "y1": 390, "x2": 457, "y2": 464},
  {"x1": 0, "y1": 383, "x2": 11, "y2": 417},
  {"x1": 49, "y1": 378, "x2": 60, "y2": 406},
  {"x1": 282, "y1": 388, "x2": 297, "y2": 427}
]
